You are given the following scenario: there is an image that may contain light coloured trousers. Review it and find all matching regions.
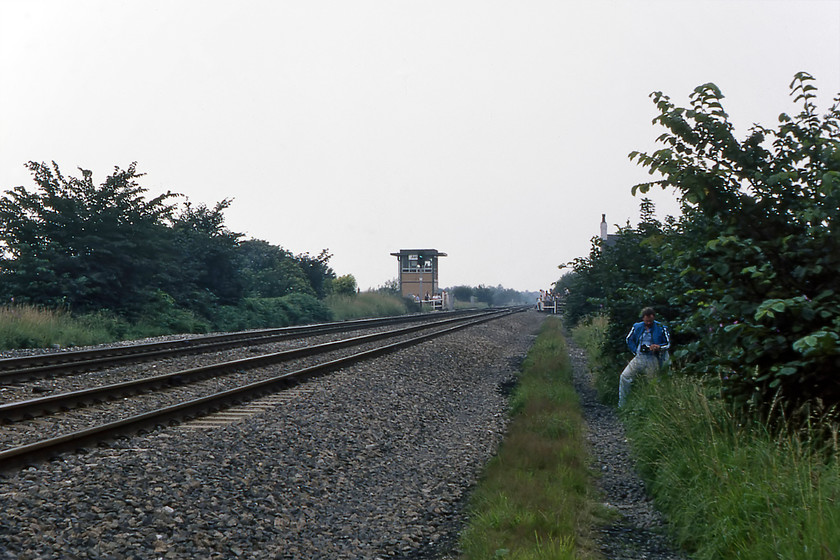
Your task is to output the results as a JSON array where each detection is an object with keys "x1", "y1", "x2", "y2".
[{"x1": 618, "y1": 353, "x2": 668, "y2": 408}]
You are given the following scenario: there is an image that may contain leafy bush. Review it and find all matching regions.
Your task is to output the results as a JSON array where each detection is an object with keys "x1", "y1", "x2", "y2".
[
  {"x1": 330, "y1": 274, "x2": 358, "y2": 297},
  {"x1": 208, "y1": 294, "x2": 333, "y2": 331},
  {"x1": 564, "y1": 73, "x2": 840, "y2": 424},
  {"x1": 0, "y1": 162, "x2": 178, "y2": 314},
  {"x1": 135, "y1": 290, "x2": 211, "y2": 334},
  {"x1": 281, "y1": 293, "x2": 333, "y2": 324},
  {"x1": 634, "y1": 74, "x2": 840, "y2": 421}
]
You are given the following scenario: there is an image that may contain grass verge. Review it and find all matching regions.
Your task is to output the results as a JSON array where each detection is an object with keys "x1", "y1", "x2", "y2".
[
  {"x1": 0, "y1": 305, "x2": 114, "y2": 349},
  {"x1": 324, "y1": 291, "x2": 411, "y2": 320},
  {"x1": 0, "y1": 292, "x2": 411, "y2": 351},
  {"x1": 623, "y1": 375, "x2": 840, "y2": 559},
  {"x1": 458, "y1": 317, "x2": 599, "y2": 559},
  {"x1": 569, "y1": 314, "x2": 616, "y2": 404},
  {"x1": 572, "y1": 313, "x2": 840, "y2": 558}
]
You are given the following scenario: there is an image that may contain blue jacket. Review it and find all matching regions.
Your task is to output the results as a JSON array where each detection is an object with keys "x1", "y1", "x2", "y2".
[{"x1": 626, "y1": 321, "x2": 671, "y2": 355}]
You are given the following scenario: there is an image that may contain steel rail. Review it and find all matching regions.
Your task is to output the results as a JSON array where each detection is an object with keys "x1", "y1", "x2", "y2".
[
  {"x1": 0, "y1": 310, "x2": 481, "y2": 382},
  {"x1": 0, "y1": 307, "x2": 523, "y2": 471},
  {"x1": 0, "y1": 309, "x2": 509, "y2": 422}
]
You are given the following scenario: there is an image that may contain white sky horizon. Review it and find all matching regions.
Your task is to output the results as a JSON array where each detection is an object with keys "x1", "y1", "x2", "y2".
[{"x1": 2, "y1": 0, "x2": 839, "y2": 292}]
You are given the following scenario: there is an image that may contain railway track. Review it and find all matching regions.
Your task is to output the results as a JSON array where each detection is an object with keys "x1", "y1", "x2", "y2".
[
  {"x1": 0, "y1": 307, "x2": 524, "y2": 471},
  {"x1": 0, "y1": 310, "x2": 479, "y2": 383}
]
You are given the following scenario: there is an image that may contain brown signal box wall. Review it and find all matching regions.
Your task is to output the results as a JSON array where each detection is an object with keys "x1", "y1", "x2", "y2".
[{"x1": 390, "y1": 249, "x2": 447, "y2": 300}]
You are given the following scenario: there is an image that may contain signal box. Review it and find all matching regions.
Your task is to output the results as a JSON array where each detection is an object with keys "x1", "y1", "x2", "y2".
[{"x1": 390, "y1": 249, "x2": 447, "y2": 300}]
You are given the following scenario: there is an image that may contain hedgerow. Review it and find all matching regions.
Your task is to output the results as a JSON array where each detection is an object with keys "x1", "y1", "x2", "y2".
[{"x1": 562, "y1": 73, "x2": 840, "y2": 425}]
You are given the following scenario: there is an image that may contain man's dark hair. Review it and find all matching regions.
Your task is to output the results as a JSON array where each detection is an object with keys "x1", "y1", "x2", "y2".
[{"x1": 641, "y1": 307, "x2": 656, "y2": 318}]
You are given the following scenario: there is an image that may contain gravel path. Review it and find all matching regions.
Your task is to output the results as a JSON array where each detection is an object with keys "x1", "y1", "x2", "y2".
[{"x1": 566, "y1": 338, "x2": 689, "y2": 560}]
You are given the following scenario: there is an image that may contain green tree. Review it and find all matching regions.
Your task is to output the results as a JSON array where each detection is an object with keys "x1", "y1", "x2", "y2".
[
  {"x1": 375, "y1": 278, "x2": 400, "y2": 296},
  {"x1": 295, "y1": 249, "x2": 335, "y2": 299},
  {"x1": 236, "y1": 239, "x2": 314, "y2": 298},
  {"x1": 170, "y1": 199, "x2": 244, "y2": 307},
  {"x1": 473, "y1": 284, "x2": 495, "y2": 305},
  {"x1": 0, "y1": 162, "x2": 177, "y2": 313},
  {"x1": 450, "y1": 285, "x2": 474, "y2": 302},
  {"x1": 331, "y1": 274, "x2": 357, "y2": 296},
  {"x1": 492, "y1": 286, "x2": 527, "y2": 306},
  {"x1": 629, "y1": 73, "x2": 840, "y2": 419}
]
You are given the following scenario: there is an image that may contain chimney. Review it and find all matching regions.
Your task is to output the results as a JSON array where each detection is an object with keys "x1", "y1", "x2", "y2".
[{"x1": 600, "y1": 214, "x2": 607, "y2": 240}]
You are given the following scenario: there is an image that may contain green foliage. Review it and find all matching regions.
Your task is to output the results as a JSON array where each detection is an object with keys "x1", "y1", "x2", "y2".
[
  {"x1": 325, "y1": 291, "x2": 409, "y2": 321},
  {"x1": 0, "y1": 162, "x2": 178, "y2": 314},
  {"x1": 474, "y1": 284, "x2": 495, "y2": 305},
  {"x1": 636, "y1": 73, "x2": 840, "y2": 420},
  {"x1": 450, "y1": 285, "x2": 474, "y2": 302},
  {"x1": 565, "y1": 73, "x2": 840, "y2": 423},
  {"x1": 459, "y1": 318, "x2": 598, "y2": 559},
  {"x1": 135, "y1": 290, "x2": 211, "y2": 334},
  {"x1": 0, "y1": 293, "x2": 338, "y2": 351},
  {"x1": 447, "y1": 284, "x2": 531, "y2": 306},
  {"x1": 236, "y1": 239, "x2": 315, "y2": 298},
  {"x1": 0, "y1": 162, "x2": 342, "y2": 335},
  {"x1": 330, "y1": 274, "x2": 357, "y2": 296},
  {"x1": 560, "y1": 198, "x2": 674, "y2": 406},
  {"x1": 0, "y1": 304, "x2": 113, "y2": 349},
  {"x1": 169, "y1": 199, "x2": 243, "y2": 306},
  {"x1": 623, "y1": 374, "x2": 840, "y2": 559},
  {"x1": 570, "y1": 314, "x2": 617, "y2": 404},
  {"x1": 295, "y1": 249, "x2": 336, "y2": 299},
  {"x1": 208, "y1": 293, "x2": 332, "y2": 331},
  {"x1": 374, "y1": 278, "x2": 400, "y2": 296}
]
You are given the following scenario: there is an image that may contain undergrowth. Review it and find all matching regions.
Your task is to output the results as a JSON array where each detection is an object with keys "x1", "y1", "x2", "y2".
[
  {"x1": 0, "y1": 305, "x2": 113, "y2": 349},
  {"x1": 459, "y1": 317, "x2": 600, "y2": 559},
  {"x1": 571, "y1": 313, "x2": 840, "y2": 558},
  {"x1": 570, "y1": 314, "x2": 617, "y2": 404},
  {"x1": 622, "y1": 375, "x2": 840, "y2": 559},
  {"x1": 324, "y1": 291, "x2": 410, "y2": 321}
]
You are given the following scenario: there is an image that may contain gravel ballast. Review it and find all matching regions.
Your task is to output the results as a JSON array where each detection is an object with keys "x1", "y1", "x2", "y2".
[
  {"x1": 1, "y1": 311, "x2": 689, "y2": 559},
  {"x1": 0, "y1": 311, "x2": 542, "y2": 559}
]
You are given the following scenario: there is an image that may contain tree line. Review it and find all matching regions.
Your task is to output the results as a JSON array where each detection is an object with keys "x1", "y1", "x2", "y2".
[
  {"x1": 558, "y1": 73, "x2": 840, "y2": 425},
  {"x1": 446, "y1": 284, "x2": 533, "y2": 307},
  {"x1": 0, "y1": 162, "x2": 336, "y2": 329}
]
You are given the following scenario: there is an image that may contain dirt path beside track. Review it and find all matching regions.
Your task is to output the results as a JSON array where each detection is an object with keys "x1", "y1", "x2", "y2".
[{"x1": 566, "y1": 337, "x2": 689, "y2": 560}]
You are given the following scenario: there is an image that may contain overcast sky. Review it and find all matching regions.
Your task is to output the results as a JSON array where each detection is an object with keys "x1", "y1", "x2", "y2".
[{"x1": 2, "y1": 1, "x2": 839, "y2": 292}]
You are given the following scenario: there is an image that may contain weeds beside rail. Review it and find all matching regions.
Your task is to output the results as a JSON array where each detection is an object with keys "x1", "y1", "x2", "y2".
[
  {"x1": 458, "y1": 317, "x2": 598, "y2": 559},
  {"x1": 623, "y1": 375, "x2": 840, "y2": 559}
]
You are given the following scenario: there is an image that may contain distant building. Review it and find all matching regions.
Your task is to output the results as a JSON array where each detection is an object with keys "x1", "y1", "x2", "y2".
[
  {"x1": 600, "y1": 214, "x2": 619, "y2": 247},
  {"x1": 390, "y1": 249, "x2": 447, "y2": 300}
]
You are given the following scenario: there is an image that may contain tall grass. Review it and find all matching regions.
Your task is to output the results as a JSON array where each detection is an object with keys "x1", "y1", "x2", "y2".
[
  {"x1": 623, "y1": 374, "x2": 840, "y2": 559},
  {"x1": 0, "y1": 293, "x2": 403, "y2": 352},
  {"x1": 459, "y1": 318, "x2": 599, "y2": 559},
  {"x1": 572, "y1": 313, "x2": 840, "y2": 557},
  {"x1": 324, "y1": 291, "x2": 410, "y2": 321},
  {"x1": 0, "y1": 305, "x2": 114, "y2": 350},
  {"x1": 570, "y1": 314, "x2": 617, "y2": 403}
]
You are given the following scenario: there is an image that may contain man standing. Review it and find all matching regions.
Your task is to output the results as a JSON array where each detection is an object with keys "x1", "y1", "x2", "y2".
[{"x1": 619, "y1": 307, "x2": 671, "y2": 408}]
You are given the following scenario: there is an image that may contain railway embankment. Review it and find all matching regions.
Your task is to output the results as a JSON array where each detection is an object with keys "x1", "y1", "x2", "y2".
[{"x1": 0, "y1": 310, "x2": 541, "y2": 558}]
